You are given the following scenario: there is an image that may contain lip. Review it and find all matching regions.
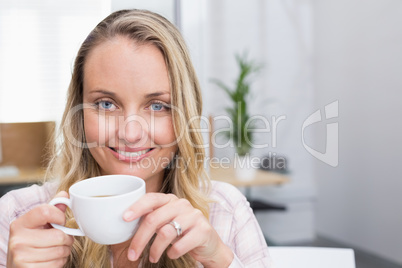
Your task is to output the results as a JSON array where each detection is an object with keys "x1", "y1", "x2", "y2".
[
  {"x1": 108, "y1": 147, "x2": 154, "y2": 163},
  {"x1": 112, "y1": 147, "x2": 151, "y2": 153}
]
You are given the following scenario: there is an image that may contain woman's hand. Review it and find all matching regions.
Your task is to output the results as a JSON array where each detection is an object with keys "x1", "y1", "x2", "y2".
[
  {"x1": 123, "y1": 193, "x2": 234, "y2": 267},
  {"x1": 7, "y1": 191, "x2": 74, "y2": 268}
]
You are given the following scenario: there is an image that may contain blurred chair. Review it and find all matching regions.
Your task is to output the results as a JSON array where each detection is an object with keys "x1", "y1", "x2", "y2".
[{"x1": 269, "y1": 246, "x2": 356, "y2": 268}]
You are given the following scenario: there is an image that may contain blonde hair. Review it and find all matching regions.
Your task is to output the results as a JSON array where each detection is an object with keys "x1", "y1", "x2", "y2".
[{"x1": 47, "y1": 9, "x2": 210, "y2": 267}]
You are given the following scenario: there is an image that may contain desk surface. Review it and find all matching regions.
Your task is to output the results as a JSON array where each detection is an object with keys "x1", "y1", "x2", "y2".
[
  {"x1": 0, "y1": 168, "x2": 46, "y2": 185},
  {"x1": 209, "y1": 165, "x2": 289, "y2": 187},
  {"x1": 0, "y1": 166, "x2": 289, "y2": 187}
]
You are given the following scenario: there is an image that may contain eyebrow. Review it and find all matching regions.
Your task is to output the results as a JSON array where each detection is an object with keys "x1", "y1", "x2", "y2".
[
  {"x1": 89, "y1": 89, "x2": 170, "y2": 99},
  {"x1": 89, "y1": 89, "x2": 116, "y2": 97},
  {"x1": 144, "y1": 92, "x2": 170, "y2": 99}
]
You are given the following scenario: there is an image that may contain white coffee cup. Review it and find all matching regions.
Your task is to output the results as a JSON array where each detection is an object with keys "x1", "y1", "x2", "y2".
[{"x1": 49, "y1": 175, "x2": 145, "y2": 245}]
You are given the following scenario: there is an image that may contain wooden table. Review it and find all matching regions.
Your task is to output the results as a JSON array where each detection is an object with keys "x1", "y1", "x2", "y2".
[
  {"x1": 209, "y1": 165, "x2": 289, "y2": 187},
  {"x1": 0, "y1": 166, "x2": 290, "y2": 207},
  {"x1": 209, "y1": 165, "x2": 289, "y2": 211},
  {"x1": 0, "y1": 167, "x2": 46, "y2": 197},
  {"x1": 0, "y1": 168, "x2": 46, "y2": 185}
]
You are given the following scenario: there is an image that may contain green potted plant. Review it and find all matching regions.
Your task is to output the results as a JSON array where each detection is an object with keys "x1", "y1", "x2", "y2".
[{"x1": 211, "y1": 53, "x2": 262, "y2": 180}]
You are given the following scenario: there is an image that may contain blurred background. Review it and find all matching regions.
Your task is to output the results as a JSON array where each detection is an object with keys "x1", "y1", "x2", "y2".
[{"x1": 0, "y1": 1, "x2": 401, "y2": 267}]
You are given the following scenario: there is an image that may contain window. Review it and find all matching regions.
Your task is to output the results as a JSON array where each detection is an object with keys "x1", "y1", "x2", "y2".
[{"x1": 0, "y1": 0, "x2": 110, "y2": 123}]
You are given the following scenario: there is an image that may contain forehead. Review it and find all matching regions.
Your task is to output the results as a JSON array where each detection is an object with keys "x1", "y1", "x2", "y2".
[{"x1": 83, "y1": 37, "x2": 170, "y2": 96}]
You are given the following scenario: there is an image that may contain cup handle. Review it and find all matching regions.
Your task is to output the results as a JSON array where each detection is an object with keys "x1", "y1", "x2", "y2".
[{"x1": 48, "y1": 197, "x2": 85, "y2": 236}]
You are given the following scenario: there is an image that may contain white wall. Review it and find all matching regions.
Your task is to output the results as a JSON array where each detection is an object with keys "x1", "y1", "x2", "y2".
[
  {"x1": 314, "y1": 0, "x2": 402, "y2": 264},
  {"x1": 186, "y1": 0, "x2": 318, "y2": 244},
  {"x1": 111, "y1": 0, "x2": 175, "y2": 23},
  {"x1": 110, "y1": 2, "x2": 402, "y2": 260}
]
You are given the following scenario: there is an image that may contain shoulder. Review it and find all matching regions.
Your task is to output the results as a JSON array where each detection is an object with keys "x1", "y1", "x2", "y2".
[
  {"x1": 0, "y1": 181, "x2": 59, "y2": 222},
  {"x1": 207, "y1": 180, "x2": 256, "y2": 247},
  {"x1": 208, "y1": 180, "x2": 248, "y2": 213}
]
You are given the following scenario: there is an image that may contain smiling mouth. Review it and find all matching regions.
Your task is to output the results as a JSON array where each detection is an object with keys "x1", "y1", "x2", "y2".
[{"x1": 109, "y1": 147, "x2": 154, "y2": 157}]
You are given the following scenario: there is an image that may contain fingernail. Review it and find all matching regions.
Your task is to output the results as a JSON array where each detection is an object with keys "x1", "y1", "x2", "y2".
[
  {"x1": 128, "y1": 249, "x2": 136, "y2": 261},
  {"x1": 124, "y1": 211, "x2": 135, "y2": 221},
  {"x1": 149, "y1": 256, "x2": 156, "y2": 263}
]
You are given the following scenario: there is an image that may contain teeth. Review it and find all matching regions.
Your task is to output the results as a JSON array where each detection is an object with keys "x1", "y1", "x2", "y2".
[{"x1": 116, "y1": 149, "x2": 151, "y2": 158}]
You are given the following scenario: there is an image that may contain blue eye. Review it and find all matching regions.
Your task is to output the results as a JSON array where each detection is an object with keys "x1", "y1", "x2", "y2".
[
  {"x1": 98, "y1": 101, "x2": 115, "y2": 110},
  {"x1": 150, "y1": 103, "x2": 164, "y2": 111}
]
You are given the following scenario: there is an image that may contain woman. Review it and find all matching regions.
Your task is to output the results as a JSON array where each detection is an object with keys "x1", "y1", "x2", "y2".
[{"x1": 0, "y1": 9, "x2": 271, "y2": 267}]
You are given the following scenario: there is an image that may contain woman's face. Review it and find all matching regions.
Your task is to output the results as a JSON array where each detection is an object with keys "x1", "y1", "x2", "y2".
[{"x1": 82, "y1": 37, "x2": 178, "y2": 192}]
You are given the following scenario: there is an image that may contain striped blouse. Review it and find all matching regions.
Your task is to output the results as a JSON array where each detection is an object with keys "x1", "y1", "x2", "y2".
[{"x1": 0, "y1": 180, "x2": 272, "y2": 267}]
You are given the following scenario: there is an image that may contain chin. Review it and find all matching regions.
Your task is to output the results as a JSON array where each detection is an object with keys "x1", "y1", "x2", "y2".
[{"x1": 101, "y1": 164, "x2": 160, "y2": 180}]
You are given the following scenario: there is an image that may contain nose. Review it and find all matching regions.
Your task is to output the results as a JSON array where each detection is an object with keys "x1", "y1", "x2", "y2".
[{"x1": 117, "y1": 114, "x2": 148, "y2": 146}]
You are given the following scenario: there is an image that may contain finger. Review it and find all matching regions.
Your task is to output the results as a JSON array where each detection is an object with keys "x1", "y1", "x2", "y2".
[
  {"x1": 34, "y1": 246, "x2": 71, "y2": 262},
  {"x1": 168, "y1": 221, "x2": 223, "y2": 262},
  {"x1": 127, "y1": 199, "x2": 192, "y2": 261},
  {"x1": 9, "y1": 228, "x2": 74, "y2": 251},
  {"x1": 20, "y1": 258, "x2": 68, "y2": 268},
  {"x1": 149, "y1": 222, "x2": 182, "y2": 263},
  {"x1": 167, "y1": 228, "x2": 201, "y2": 260},
  {"x1": 8, "y1": 229, "x2": 73, "y2": 265},
  {"x1": 123, "y1": 193, "x2": 177, "y2": 222},
  {"x1": 15, "y1": 204, "x2": 66, "y2": 229},
  {"x1": 32, "y1": 229, "x2": 74, "y2": 247},
  {"x1": 53, "y1": 191, "x2": 69, "y2": 212},
  {"x1": 149, "y1": 210, "x2": 202, "y2": 263},
  {"x1": 13, "y1": 245, "x2": 71, "y2": 263}
]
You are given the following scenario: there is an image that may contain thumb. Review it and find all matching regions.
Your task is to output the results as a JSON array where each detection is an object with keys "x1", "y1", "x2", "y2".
[{"x1": 54, "y1": 191, "x2": 69, "y2": 212}]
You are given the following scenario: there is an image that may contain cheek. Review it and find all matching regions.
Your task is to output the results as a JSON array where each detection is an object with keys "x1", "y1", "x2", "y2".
[
  {"x1": 151, "y1": 117, "x2": 177, "y2": 145},
  {"x1": 83, "y1": 110, "x2": 102, "y2": 143}
]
